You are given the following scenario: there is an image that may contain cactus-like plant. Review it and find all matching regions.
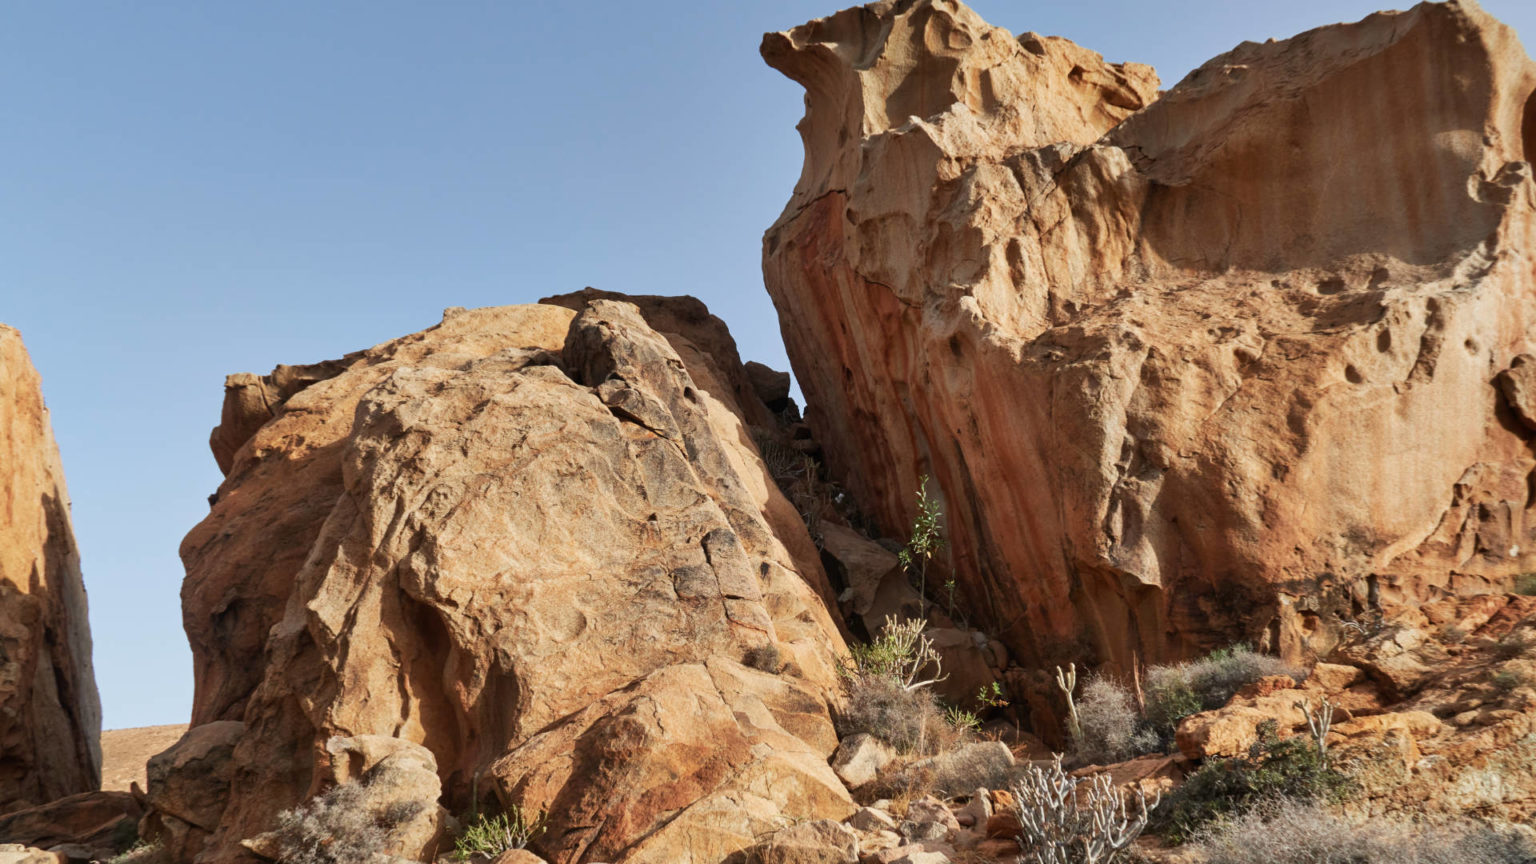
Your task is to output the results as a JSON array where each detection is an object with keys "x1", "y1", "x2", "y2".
[
  {"x1": 1010, "y1": 754, "x2": 1158, "y2": 864},
  {"x1": 850, "y1": 614, "x2": 947, "y2": 692},
  {"x1": 1056, "y1": 663, "x2": 1081, "y2": 742},
  {"x1": 1294, "y1": 696, "x2": 1336, "y2": 764}
]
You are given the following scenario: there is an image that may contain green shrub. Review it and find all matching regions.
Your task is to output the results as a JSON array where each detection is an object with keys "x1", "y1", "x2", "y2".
[
  {"x1": 454, "y1": 807, "x2": 547, "y2": 861},
  {"x1": 1144, "y1": 645, "x2": 1299, "y2": 741},
  {"x1": 1514, "y1": 573, "x2": 1536, "y2": 596},
  {"x1": 1073, "y1": 677, "x2": 1159, "y2": 765},
  {"x1": 1155, "y1": 720, "x2": 1353, "y2": 843},
  {"x1": 1492, "y1": 671, "x2": 1522, "y2": 693},
  {"x1": 944, "y1": 705, "x2": 981, "y2": 733},
  {"x1": 897, "y1": 476, "x2": 945, "y2": 610},
  {"x1": 1194, "y1": 799, "x2": 1535, "y2": 864}
]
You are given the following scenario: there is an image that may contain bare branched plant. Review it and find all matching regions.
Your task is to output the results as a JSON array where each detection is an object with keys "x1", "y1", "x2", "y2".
[
  {"x1": 1294, "y1": 696, "x2": 1336, "y2": 764},
  {"x1": 1010, "y1": 754, "x2": 1158, "y2": 864},
  {"x1": 850, "y1": 614, "x2": 947, "y2": 691}
]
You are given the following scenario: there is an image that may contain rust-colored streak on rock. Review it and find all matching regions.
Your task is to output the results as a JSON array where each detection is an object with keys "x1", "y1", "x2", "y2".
[
  {"x1": 0, "y1": 325, "x2": 101, "y2": 812},
  {"x1": 173, "y1": 300, "x2": 850, "y2": 863},
  {"x1": 761, "y1": 0, "x2": 1536, "y2": 699}
]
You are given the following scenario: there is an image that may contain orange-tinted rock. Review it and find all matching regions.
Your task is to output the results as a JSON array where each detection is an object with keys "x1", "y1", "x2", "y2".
[
  {"x1": 0, "y1": 326, "x2": 101, "y2": 812},
  {"x1": 0, "y1": 791, "x2": 141, "y2": 862},
  {"x1": 761, "y1": 0, "x2": 1536, "y2": 699},
  {"x1": 1235, "y1": 675, "x2": 1300, "y2": 700},
  {"x1": 170, "y1": 299, "x2": 850, "y2": 863}
]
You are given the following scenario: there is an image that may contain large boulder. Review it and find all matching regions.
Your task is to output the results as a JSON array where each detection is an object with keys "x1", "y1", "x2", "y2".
[
  {"x1": 761, "y1": 0, "x2": 1536, "y2": 698},
  {"x1": 168, "y1": 298, "x2": 851, "y2": 863},
  {"x1": 241, "y1": 737, "x2": 446, "y2": 864},
  {"x1": 140, "y1": 721, "x2": 243, "y2": 862},
  {"x1": 0, "y1": 326, "x2": 101, "y2": 812}
]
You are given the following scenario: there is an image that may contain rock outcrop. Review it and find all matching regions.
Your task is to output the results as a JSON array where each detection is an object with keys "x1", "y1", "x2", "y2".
[
  {"x1": 168, "y1": 298, "x2": 852, "y2": 863},
  {"x1": 0, "y1": 326, "x2": 101, "y2": 812},
  {"x1": 762, "y1": 0, "x2": 1536, "y2": 704}
]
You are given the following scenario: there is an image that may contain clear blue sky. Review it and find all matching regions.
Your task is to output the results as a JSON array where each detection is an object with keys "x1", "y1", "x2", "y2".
[{"x1": 4, "y1": 1, "x2": 1532, "y2": 731}]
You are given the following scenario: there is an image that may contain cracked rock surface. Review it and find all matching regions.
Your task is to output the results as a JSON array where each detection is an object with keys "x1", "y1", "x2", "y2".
[{"x1": 171, "y1": 298, "x2": 850, "y2": 863}]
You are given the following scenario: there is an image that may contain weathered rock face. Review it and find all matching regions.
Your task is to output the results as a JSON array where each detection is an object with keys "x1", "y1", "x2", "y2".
[
  {"x1": 0, "y1": 326, "x2": 101, "y2": 812},
  {"x1": 762, "y1": 0, "x2": 1536, "y2": 691},
  {"x1": 172, "y1": 298, "x2": 850, "y2": 863}
]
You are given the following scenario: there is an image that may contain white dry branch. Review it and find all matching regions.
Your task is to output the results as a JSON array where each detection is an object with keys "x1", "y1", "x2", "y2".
[{"x1": 1010, "y1": 754, "x2": 1158, "y2": 864}]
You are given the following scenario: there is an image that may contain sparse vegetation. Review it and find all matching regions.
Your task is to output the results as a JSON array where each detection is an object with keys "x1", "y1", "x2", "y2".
[
  {"x1": 454, "y1": 806, "x2": 547, "y2": 861},
  {"x1": 268, "y1": 780, "x2": 426, "y2": 864},
  {"x1": 837, "y1": 671, "x2": 950, "y2": 755},
  {"x1": 743, "y1": 643, "x2": 783, "y2": 674},
  {"x1": 839, "y1": 615, "x2": 956, "y2": 754},
  {"x1": 1294, "y1": 695, "x2": 1336, "y2": 764},
  {"x1": 945, "y1": 705, "x2": 981, "y2": 733},
  {"x1": 1193, "y1": 799, "x2": 1536, "y2": 864},
  {"x1": 897, "y1": 476, "x2": 944, "y2": 612},
  {"x1": 1073, "y1": 676, "x2": 1159, "y2": 766},
  {"x1": 1056, "y1": 663, "x2": 1082, "y2": 742},
  {"x1": 1155, "y1": 719, "x2": 1354, "y2": 843},
  {"x1": 847, "y1": 614, "x2": 946, "y2": 692},
  {"x1": 977, "y1": 681, "x2": 1009, "y2": 709},
  {"x1": 1009, "y1": 754, "x2": 1157, "y2": 864},
  {"x1": 1490, "y1": 670, "x2": 1528, "y2": 694},
  {"x1": 1514, "y1": 573, "x2": 1536, "y2": 596},
  {"x1": 1143, "y1": 645, "x2": 1300, "y2": 742},
  {"x1": 1493, "y1": 629, "x2": 1533, "y2": 661}
]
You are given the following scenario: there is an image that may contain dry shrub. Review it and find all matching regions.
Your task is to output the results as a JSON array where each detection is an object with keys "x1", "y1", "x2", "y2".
[
  {"x1": 837, "y1": 672, "x2": 953, "y2": 756},
  {"x1": 743, "y1": 643, "x2": 783, "y2": 674},
  {"x1": 1074, "y1": 677, "x2": 1160, "y2": 764},
  {"x1": 1194, "y1": 799, "x2": 1534, "y2": 864},
  {"x1": 267, "y1": 781, "x2": 425, "y2": 864}
]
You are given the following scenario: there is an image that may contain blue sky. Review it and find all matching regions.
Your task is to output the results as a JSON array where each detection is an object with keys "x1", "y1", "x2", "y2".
[{"x1": 4, "y1": 0, "x2": 1533, "y2": 731}]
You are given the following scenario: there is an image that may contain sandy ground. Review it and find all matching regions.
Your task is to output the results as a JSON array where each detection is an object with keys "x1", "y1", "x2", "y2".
[{"x1": 100, "y1": 724, "x2": 188, "y2": 791}]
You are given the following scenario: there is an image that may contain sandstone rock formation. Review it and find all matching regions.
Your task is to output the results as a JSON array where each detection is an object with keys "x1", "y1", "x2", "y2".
[
  {"x1": 169, "y1": 297, "x2": 851, "y2": 863},
  {"x1": 0, "y1": 326, "x2": 101, "y2": 812},
  {"x1": 762, "y1": 0, "x2": 1536, "y2": 707}
]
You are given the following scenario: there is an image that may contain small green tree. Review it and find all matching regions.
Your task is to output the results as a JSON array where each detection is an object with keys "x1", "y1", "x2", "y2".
[{"x1": 897, "y1": 476, "x2": 945, "y2": 612}]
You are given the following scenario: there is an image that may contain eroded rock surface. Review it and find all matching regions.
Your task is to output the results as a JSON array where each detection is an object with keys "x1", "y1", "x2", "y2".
[
  {"x1": 170, "y1": 299, "x2": 850, "y2": 863},
  {"x1": 0, "y1": 326, "x2": 101, "y2": 812},
  {"x1": 762, "y1": 0, "x2": 1536, "y2": 693}
]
